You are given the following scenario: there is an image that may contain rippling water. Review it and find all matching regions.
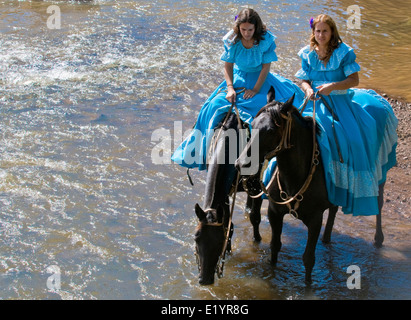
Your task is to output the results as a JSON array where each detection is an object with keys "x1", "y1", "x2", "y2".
[{"x1": 0, "y1": 0, "x2": 410, "y2": 300}]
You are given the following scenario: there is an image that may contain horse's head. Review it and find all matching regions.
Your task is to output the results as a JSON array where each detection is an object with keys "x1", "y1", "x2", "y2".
[
  {"x1": 194, "y1": 203, "x2": 229, "y2": 285},
  {"x1": 236, "y1": 86, "x2": 295, "y2": 176}
]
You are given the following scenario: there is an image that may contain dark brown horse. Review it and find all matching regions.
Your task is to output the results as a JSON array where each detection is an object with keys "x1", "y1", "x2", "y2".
[
  {"x1": 194, "y1": 111, "x2": 263, "y2": 285},
  {"x1": 236, "y1": 86, "x2": 385, "y2": 283}
]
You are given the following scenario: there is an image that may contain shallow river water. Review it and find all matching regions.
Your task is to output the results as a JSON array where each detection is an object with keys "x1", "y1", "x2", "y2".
[{"x1": 0, "y1": 0, "x2": 410, "y2": 300}]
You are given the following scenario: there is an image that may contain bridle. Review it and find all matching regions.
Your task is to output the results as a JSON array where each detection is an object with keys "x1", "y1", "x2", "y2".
[
  {"x1": 195, "y1": 87, "x2": 245, "y2": 279},
  {"x1": 194, "y1": 207, "x2": 234, "y2": 279},
  {"x1": 243, "y1": 95, "x2": 320, "y2": 219},
  {"x1": 195, "y1": 90, "x2": 321, "y2": 279}
]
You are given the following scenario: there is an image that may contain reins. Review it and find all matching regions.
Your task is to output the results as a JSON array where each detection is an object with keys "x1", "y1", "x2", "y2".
[
  {"x1": 195, "y1": 89, "x2": 340, "y2": 279},
  {"x1": 216, "y1": 171, "x2": 239, "y2": 278},
  {"x1": 186, "y1": 87, "x2": 246, "y2": 187},
  {"x1": 244, "y1": 95, "x2": 320, "y2": 219},
  {"x1": 209, "y1": 87, "x2": 246, "y2": 158},
  {"x1": 198, "y1": 87, "x2": 246, "y2": 279}
]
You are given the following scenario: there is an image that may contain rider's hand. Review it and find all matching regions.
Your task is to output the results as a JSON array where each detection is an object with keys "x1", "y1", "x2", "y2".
[
  {"x1": 316, "y1": 83, "x2": 334, "y2": 96},
  {"x1": 243, "y1": 89, "x2": 257, "y2": 100},
  {"x1": 305, "y1": 87, "x2": 316, "y2": 100},
  {"x1": 226, "y1": 87, "x2": 236, "y2": 103}
]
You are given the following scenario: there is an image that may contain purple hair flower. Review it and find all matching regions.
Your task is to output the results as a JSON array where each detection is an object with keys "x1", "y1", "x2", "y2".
[
  {"x1": 309, "y1": 17, "x2": 314, "y2": 29},
  {"x1": 235, "y1": 15, "x2": 238, "y2": 21}
]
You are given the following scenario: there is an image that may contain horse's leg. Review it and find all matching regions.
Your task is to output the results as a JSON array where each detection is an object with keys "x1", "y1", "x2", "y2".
[
  {"x1": 268, "y1": 204, "x2": 284, "y2": 266},
  {"x1": 246, "y1": 195, "x2": 263, "y2": 242},
  {"x1": 303, "y1": 212, "x2": 323, "y2": 284},
  {"x1": 322, "y1": 206, "x2": 338, "y2": 244},
  {"x1": 374, "y1": 182, "x2": 385, "y2": 248}
]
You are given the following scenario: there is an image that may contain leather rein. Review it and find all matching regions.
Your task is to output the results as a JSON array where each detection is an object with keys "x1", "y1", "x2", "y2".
[
  {"x1": 196, "y1": 90, "x2": 320, "y2": 279},
  {"x1": 196, "y1": 87, "x2": 245, "y2": 279},
  {"x1": 243, "y1": 95, "x2": 320, "y2": 219}
]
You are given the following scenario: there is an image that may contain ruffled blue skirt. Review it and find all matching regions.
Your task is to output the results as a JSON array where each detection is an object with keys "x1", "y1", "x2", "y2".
[
  {"x1": 263, "y1": 88, "x2": 398, "y2": 216},
  {"x1": 171, "y1": 68, "x2": 301, "y2": 170}
]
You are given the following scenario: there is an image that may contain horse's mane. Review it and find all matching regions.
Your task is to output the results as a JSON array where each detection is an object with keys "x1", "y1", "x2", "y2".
[
  {"x1": 215, "y1": 112, "x2": 239, "y2": 131},
  {"x1": 256, "y1": 102, "x2": 320, "y2": 134}
]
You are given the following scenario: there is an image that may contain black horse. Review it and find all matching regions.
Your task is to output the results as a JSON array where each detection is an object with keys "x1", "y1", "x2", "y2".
[
  {"x1": 236, "y1": 86, "x2": 386, "y2": 283},
  {"x1": 194, "y1": 110, "x2": 263, "y2": 285}
]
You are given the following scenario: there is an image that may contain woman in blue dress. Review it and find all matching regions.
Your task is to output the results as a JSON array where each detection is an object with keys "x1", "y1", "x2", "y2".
[
  {"x1": 171, "y1": 8, "x2": 300, "y2": 170},
  {"x1": 292, "y1": 14, "x2": 398, "y2": 216}
]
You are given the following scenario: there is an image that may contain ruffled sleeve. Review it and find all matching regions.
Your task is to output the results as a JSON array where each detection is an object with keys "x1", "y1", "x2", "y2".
[
  {"x1": 220, "y1": 30, "x2": 237, "y2": 63},
  {"x1": 341, "y1": 48, "x2": 361, "y2": 77},
  {"x1": 295, "y1": 45, "x2": 311, "y2": 80},
  {"x1": 261, "y1": 31, "x2": 278, "y2": 64}
]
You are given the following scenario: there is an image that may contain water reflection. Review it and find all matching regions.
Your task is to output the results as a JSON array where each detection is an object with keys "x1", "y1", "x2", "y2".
[
  {"x1": 191, "y1": 205, "x2": 411, "y2": 300},
  {"x1": 0, "y1": 0, "x2": 409, "y2": 300},
  {"x1": 334, "y1": 0, "x2": 411, "y2": 100}
]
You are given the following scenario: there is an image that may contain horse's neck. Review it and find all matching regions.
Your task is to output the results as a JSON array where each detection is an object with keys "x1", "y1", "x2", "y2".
[
  {"x1": 203, "y1": 163, "x2": 217, "y2": 209},
  {"x1": 204, "y1": 119, "x2": 239, "y2": 210},
  {"x1": 276, "y1": 118, "x2": 314, "y2": 189}
]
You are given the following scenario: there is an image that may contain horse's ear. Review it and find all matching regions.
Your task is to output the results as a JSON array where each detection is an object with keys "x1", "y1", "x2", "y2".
[
  {"x1": 286, "y1": 93, "x2": 295, "y2": 106},
  {"x1": 195, "y1": 203, "x2": 206, "y2": 221},
  {"x1": 267, "y1": 86, "x2": 275, "y2": 103},
  {"x1": 281, "y1": 93, "x2": 295, "y2": 113}
]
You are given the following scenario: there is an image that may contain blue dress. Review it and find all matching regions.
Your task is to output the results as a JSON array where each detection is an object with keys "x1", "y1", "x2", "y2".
[
  {"x1": 264, "y1": 42, "x2": 398, "y2": 216},
  {"x1": 171, "y1": 30, "x2": 301, "y2": 170}
]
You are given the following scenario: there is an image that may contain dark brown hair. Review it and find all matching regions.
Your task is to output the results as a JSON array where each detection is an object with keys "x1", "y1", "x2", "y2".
[{"x1": 233, "y1": 8, "x2": 266, "y2": 44}]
